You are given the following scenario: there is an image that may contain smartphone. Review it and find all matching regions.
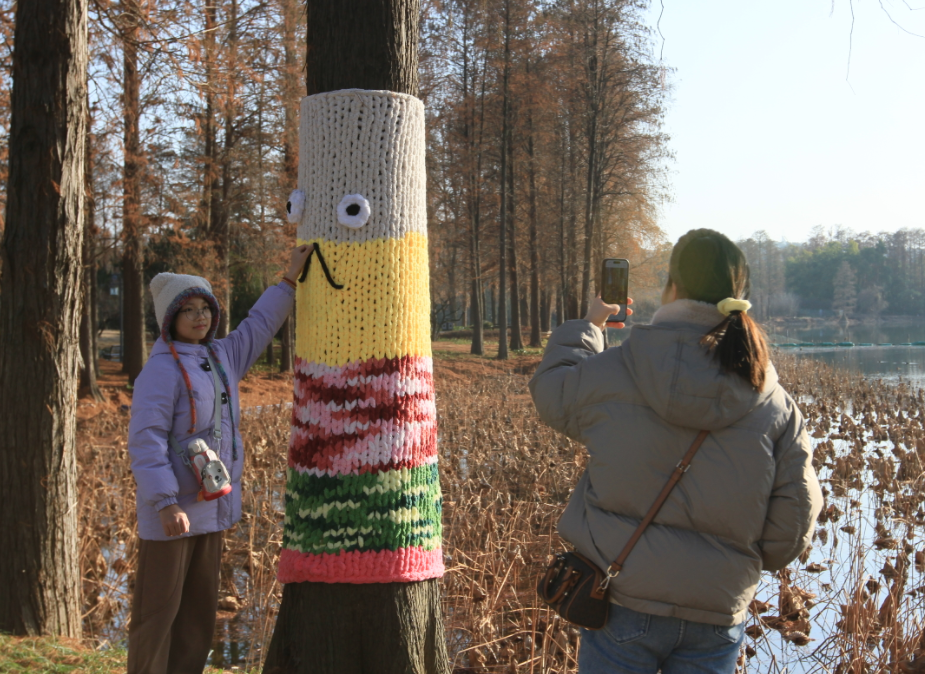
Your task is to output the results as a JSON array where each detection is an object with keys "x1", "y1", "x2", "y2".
[{"x1": 601, "y1": 258, "x2": 629, "y2": 323}]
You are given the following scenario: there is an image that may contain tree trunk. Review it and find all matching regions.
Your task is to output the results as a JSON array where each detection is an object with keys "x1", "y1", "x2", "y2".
[
  {"x1": 121, "y1": 0, "x2": 146, "y2": 385},
  {"x1": 526, "y1": 109, "x2": 542, "y2": 348},
  {"x1": 0, "y1": 0, "x2": 87, "y2": 635},
  {"x1": 264, "y1": 2, "x2": 448, "y2": 672},
  {"x1": 469, "y1": 277, "x2": 483, "y2": 352},
  {"x1": 81, "y1": 111, "x2": 103, "y2": 401},
  {"x1": 448, "y1": 242, "x2": 458, "y2": 325},
  {"x1": 465, "y1": 36, "x2": 486, "y2": 356},
  {"x1": 303, "y1": 0, "x2": 418, "y2": 95},
  {"x1": 566, "y1": 113, "x2": 580, "y2": 321},
  {"x1": 496, "y1": 0, "x2": 511, "y2": 361},
  {"x1": 203, "y1": 0, "x2": 218, "y2": 259},
  {"x1": 580, "y1": 111, "x2": 597, "y2": 319},
  {"x1": 279, "y1": 0, "x2": 299, "y2": 373},
  {"x1": 212, "y1": 0, "x2": 237, "y2": 338},
  {"x1": 91, "y1": 234, "x2": 100, "y2": 379},
  {"x1": 463, "y1": 43, "x2": 486, "y2": 356},
  {"x1": 280, "y1": 314, "x2": 293, "y2": 372},
  {"x1": 540, "y1": 287, "x2": 551, "y2": 333},
  {"x1": 507, "y1": 137, "x2": 523, "y2": 351},
  {"x1": 265, "y1": 579, "x2": 446, "y2": 674},
  {"x1": 556, "y1": 132, "x2": 570, "y2": 323}
]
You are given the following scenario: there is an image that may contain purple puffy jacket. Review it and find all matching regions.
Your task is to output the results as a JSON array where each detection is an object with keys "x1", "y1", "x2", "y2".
[{"x1": 128, "y1": 282, "x2": 294, "y2": 541}]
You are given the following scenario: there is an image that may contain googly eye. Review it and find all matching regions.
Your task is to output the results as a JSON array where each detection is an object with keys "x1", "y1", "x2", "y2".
[
  {"x1": 337, "y1": 194, "x2": 371, "y2": 229},
  {"x1": 286, "y1": 190, "x2": 305, "y2": 224}
]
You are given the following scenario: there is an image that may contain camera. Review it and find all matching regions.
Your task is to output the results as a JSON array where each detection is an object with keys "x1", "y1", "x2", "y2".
[{"x1": 187, "y1": 439, "x2": 232, "y2": 501}]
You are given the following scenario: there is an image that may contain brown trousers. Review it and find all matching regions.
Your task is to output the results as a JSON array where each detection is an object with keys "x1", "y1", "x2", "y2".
[{"x1": 127, "y1": 531, "x2": 223, "y2": 674}]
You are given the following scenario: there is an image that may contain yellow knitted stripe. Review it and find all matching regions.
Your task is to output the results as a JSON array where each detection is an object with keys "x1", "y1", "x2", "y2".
[{"x1": 295, "y1": 232, "x2": 432, "y2": 367}]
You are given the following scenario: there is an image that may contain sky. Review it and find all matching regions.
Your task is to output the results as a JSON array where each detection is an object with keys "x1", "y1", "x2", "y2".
[{"x1": 645, "y1": 0, "x2": 925, "y2": 245}]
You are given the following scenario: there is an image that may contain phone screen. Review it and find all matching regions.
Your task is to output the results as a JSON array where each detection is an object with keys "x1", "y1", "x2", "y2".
[{"x1": 601, "y1": 259, "x2": 628, "y2": 323}]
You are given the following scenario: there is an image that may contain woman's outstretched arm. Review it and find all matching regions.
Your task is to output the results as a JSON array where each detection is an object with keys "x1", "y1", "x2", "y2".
[{"x1": 219, "y1": 245, "x2": 313, "y2": 380}]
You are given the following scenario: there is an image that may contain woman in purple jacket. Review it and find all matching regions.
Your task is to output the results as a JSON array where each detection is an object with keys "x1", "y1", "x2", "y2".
[{"x1": 126, "y1": 245, "x2": 311, "y2": 674}]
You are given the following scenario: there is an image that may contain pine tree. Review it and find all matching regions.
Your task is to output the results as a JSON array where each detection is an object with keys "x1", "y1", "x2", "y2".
[{"x1": 832, "y1": 260, "x2": 857, "y2": 318}]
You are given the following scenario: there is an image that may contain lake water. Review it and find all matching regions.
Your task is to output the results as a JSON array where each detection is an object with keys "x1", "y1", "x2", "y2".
[{"x1": 767, "y1": 323, "x2": 925, "y2": 388}]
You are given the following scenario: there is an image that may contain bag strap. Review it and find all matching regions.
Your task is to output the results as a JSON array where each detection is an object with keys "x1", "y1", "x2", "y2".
[
  {"x1": 599, "y1": 430, "x2": 710, "y2": 591},
  {"x1": 206, "y1": 353, "x2": 223, "y2": 443},
  {"x1": 168, "y1": 354, "x2": 225, "y2": 465}
]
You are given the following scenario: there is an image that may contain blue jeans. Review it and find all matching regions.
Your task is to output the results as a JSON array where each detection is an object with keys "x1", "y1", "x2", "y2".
[{"x1": 579, "y1": 604, "x2": 744, "y2": 674}]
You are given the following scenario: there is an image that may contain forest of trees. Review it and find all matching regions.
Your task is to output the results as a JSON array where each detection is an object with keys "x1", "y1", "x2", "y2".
[
  {"x1": 739, "y1": 226, "x2": 925, "y2": 321},
  {"x1": 0, "y1": 0, "x2": 915, "y2": 381},
  {"x1": 0, "y1": 0, "x2": 672, "y2": 369},
  {"x1": 420, "y1": 0, "x2": 670, "y2": 354}
]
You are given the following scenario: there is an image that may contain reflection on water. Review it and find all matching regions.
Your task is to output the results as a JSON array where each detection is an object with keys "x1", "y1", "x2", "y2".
[
  {"x1": 769, "y1": 322, "x2": 925, "y2": 388},
  {"x1": 768, "y1": 322, "x2": 925, "y2": 346},
  {"x1": 785, "y1": 346, "x2": 925, "y2": 388}
]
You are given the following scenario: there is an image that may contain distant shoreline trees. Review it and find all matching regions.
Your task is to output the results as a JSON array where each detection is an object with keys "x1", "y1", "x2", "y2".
[{"x1": 741, "y1": 226, "x2": 925, "y2": 320}]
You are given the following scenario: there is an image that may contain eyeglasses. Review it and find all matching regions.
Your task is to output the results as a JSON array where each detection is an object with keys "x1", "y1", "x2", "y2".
[{"x1": 179, "y1": 306, "x2": 212, "y2": 321}]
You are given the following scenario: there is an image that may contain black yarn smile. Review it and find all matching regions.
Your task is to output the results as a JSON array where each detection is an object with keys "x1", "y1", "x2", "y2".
[{"x1": 298, "y1": 244, "x2": 343, "y2": 290}]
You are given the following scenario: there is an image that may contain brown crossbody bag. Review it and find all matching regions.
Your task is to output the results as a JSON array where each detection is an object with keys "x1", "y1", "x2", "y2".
[{"x1": 536, "y1": 430, "x2": 710, "y2": 630}]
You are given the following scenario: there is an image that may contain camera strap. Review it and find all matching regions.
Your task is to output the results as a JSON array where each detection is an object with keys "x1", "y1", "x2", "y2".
[{"x1": 168, "y1": 353, "x2": 225, "y2": 466}]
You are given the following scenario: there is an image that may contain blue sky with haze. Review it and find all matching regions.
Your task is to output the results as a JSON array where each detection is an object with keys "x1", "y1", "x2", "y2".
[{"x1": 646, "y1": 0, "x2": 925, "y2": 245}]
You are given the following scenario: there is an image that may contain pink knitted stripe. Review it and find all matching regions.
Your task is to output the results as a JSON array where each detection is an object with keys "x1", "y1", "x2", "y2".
[
  {"x1": 289, "y1": 418, "x2": 437, "y2": 475},
  {"x1": 294, "y1": 355, "x2": 433, "y2": 386},
  {"x1": 277, "y1": 546, "x2": 444, "y2": 584},
  {"x1": 292, "y1": 397, "x2": 437, "y2": 438},
  {"x1": 293, "y1": 371, "x2": 434, "y2": 404},
  {"x1": 290, "y1": 354, "x2": 437, "y2": 476}
]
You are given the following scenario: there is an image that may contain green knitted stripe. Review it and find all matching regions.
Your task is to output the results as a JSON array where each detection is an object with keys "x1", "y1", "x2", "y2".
[{"x1": 283, "y1": 464, "x2": 442, "y2": 554}]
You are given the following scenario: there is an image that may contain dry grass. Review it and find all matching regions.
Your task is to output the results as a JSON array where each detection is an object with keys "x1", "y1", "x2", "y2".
[{"x1": 73, "y1": 350, "x2": 925, "y2": 673}]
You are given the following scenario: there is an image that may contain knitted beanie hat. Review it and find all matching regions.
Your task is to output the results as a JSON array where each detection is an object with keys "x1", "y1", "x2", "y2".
[{"x1": 150, "y1": 272, "x2": 221, "y2": 343}]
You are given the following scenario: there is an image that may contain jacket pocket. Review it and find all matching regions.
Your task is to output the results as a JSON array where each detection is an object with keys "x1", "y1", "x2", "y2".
[{"x1": 603, "y1": 604, "x2": 650, "y2": 644}]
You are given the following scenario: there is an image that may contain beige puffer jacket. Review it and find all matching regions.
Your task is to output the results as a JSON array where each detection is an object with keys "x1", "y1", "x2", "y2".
[{"x1": 529, "y1": 300, "x2": 823, "y2": 626}]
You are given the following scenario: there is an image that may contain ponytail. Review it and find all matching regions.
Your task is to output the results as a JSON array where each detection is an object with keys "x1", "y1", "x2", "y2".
[
  {"x1": 669, "y1": 229, "x2": 770, "y2": 391},
  {"x1": 701, "y1": 311, "x2": 769, "y2": 391}
]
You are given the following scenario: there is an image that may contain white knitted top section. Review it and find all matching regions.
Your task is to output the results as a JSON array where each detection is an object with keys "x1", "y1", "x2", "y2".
[{"x1": 297, "y1": 89, "x2": 427, "y2": 244}]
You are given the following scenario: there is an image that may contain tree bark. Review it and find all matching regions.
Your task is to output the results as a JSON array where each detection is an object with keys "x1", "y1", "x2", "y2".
[
  {"x1": 280, "y1": 310, "x2": 294, "y2": 372},
  {"x1": 304, "y1": 0, "x2": 418, "y2": 96},
  {"x1": 278, "y1": 0, "x2": 299, "y2": 373},
  {"x1": 265, "y1": 2, "x2": 449, "y2": 672},
  {"x1": 81, "y1": 110, "x2": 103, "y2": 401},
  {"x1": 540, "y1": 287, "x2": 551, "y2": 333},
  {"x1": 526, "y1": 107, "x2": 542, "y2": 347},
  {"x1": 465, "y1": 24, "x2": 486, "y2": 356},
  {"x1": 265, "y1": 580, "x2": 447, "y2": 674},
  {"x1": 214, "y1": 0, "x2": 238, "y2": 338},
  {"x1": 566, "y1": 111, "x2": 580, "y2": 321},
  {"x1": 0, "y1": 0, "x2": 87, "y2": 636},
  {"x1": 507, "y1": 133, "x2": 523, "y2": 351},
  {"x1": 496, "y1": 0, "x2": 511, "y2": 360},
  {"x1": 203, "y1": 0, "x2": 218, "y2": 256},
  {"x1": 90, "y1": 234, "x2": 100, "y2": 379},
  {"x1": 121, "y1": 0, "x2": 147, "y2": 384},
  {"x1": 578, "y1": 11, "x2": 601, "y2": 319},
  {"x1": 556, "y1": 127, "x2": 570, "y2": 323}
]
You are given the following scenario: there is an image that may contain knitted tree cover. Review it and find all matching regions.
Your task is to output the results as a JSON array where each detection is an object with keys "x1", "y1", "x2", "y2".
[{"x1": 279, "y1": 90, "x2": 443, "y2": 584}]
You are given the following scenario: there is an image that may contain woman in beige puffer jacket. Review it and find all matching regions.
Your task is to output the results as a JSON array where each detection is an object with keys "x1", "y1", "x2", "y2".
[{"x1": 530, "y1": 230, "x2": 822, "y2": 674}]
